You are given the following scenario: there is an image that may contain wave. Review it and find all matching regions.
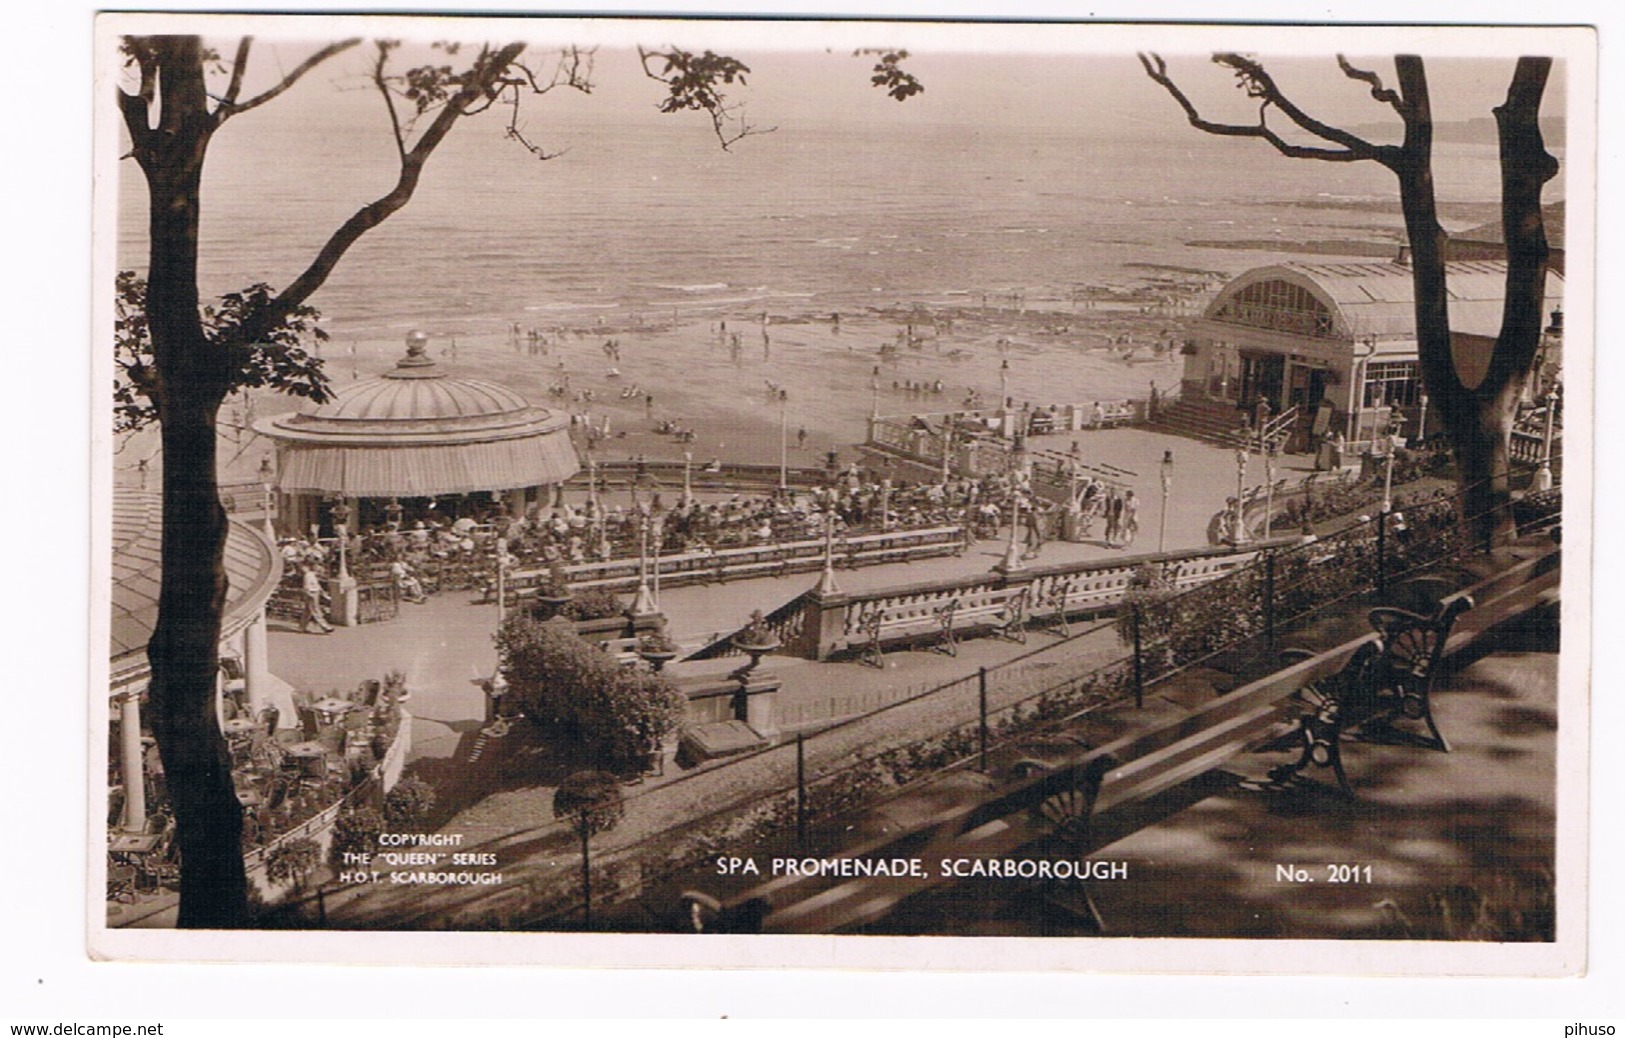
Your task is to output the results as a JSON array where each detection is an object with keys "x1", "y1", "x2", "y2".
[{"x1": 651, "y1": 282, "x2": 730, "y2": 293}]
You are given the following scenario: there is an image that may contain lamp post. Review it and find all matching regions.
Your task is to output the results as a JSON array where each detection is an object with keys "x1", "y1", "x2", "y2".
[
  {"x1": 880, "y1": 478, "x2": 892, "y2": 532},
  {"x1": 1535, "y1": 387, "x2": 1558, "y2": 491},
  {"x1": 330, "y1": 497, "x2": 352, "y2": 581},
  {"x1": 941, "y1": 412, "x2": 955, "y2": 484},
  {"x1": 631, "y1": 502, "x2": 656, "y2": 616},
  {"x1": 495, "y1": 536, "x2": 509, "y2": 627},
  {"x1": 778, "y1": 393, "x2": 789, "y2": 494},
  {"x1": 1158, "y1": 449, "x2": 1173, "y2": 554},
  {"x1": 999, "y1": 359, "x2": 1010, "y2": 423},
  {"x1": 258, "y1": 456, "x2": 275, "y2": 539},
  {"x1": 1382, "y1": 431, "x2": 1396, "y2": 514},
  {"x1": 1000, "y1": 491, "x2": 1024, "y2": 572},
  {"x1": 651, "y1": 510, "x2": 665, "y2": 609},
  {"x1": 682, "y1": 450, "x2": 694, "y2": 508},
  {"x1": 1417, "y1": 392, "x2": 1429, "y2": 448},
  {"x1": 816, "y1": 510, "x2": 841, "y2": 596},
  {"x1": 1263, "y1": 443, "x2": 1276, "y2": 540},
  {"x1": 1231, "y1": 448, "x2": 1250, "y2": 545},
  {"x1": 870, "y1": 365, "x2": 881, "y2": 420}
]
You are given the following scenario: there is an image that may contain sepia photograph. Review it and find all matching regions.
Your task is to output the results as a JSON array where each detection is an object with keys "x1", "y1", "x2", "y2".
[{"x1": 87, "y1": 12, "x2": 1593, "y2": 977}]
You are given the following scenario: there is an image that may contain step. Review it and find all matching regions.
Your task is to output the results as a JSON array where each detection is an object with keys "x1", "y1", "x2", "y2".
[{"x1": 1097, "y1": 703, "x2": 1293, "y2": 812}]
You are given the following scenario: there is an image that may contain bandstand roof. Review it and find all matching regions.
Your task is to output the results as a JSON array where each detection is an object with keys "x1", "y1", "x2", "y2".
[
  {"x1": 1203, "y1": 260, "x2": 1563, "y2": 343},
  {"x1": 253, "y1": 332, "x2": 580, "y2": 497},
  {"x1": 110, "y1": 488, "x2": 283, "y2": 691}
]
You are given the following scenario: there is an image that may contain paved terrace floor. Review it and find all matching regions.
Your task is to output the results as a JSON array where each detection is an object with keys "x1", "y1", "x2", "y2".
[{"x1": 266, "y1": 427, "x2": 1316, "y2": 764}]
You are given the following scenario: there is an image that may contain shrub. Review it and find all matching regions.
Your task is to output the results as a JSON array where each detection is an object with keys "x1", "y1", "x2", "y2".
[
  {"x1": 497, "y1": 613, "x2": 686, "y2": 768},
  {"x1": 553, "y1": 770, "x2": 625, "y2": 836},
  {"x1": 329, "y1": 807, "x2": 384, "y2": 868},
  {"x1": 384, "y1": 776, "x2": 438, "y2": 829},
  {"x1": 266, "y1": 837, "x2": 321, "y2": 891},
  {"x1": 562, "y1": 587, "x2": 625, "y2": 621}
]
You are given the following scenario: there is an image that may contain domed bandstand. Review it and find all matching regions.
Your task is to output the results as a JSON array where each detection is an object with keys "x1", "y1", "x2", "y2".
[{"x1": 254, "y1": 331, "x2": 580, "y2": 537}]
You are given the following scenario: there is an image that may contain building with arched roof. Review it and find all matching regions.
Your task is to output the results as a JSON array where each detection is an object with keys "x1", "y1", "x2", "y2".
[
  {"x1": 1180, "y1": 259, "x2": 1563, "y2": 450},
  {"x1": 253, "y1": 331, "x2": 580, "y2": 536}
]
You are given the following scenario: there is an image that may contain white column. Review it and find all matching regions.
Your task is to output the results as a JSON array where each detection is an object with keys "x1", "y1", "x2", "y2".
[
  {"x1": 119, "y1": 691, "x2": 146, "y2": 834},
  {"x1": 242, "y1": 611, "x2": 269, "y2": 719}
]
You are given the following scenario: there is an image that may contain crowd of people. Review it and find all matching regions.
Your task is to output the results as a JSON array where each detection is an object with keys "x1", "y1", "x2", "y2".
[{"x1": 276, "y1": 463, "x2": 1147, "y2": 617}]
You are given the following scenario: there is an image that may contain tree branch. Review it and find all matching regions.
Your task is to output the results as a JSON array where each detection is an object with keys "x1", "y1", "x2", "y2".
[
  {"x1": 220, "y1": 37, "x2": 252, "y2": 109},
  {"x1": 212, "y1": 37, "x2": 361, "y2": 126},
  {"x1": 116, "y1": 37, "x2": 160, "y2": 155},
  {"x1": 1139, "y1": 53, "x2": 1387, "y2": 165},
  {"x1": 243, "y1": 42, "x2": 528, "y2": 344},
  {"x1": 1336, "y1": 54, "x2": 1406, "y2": 115},
  {"x1": 637, "y1": 45, "x2": 773, "y2": 151}
]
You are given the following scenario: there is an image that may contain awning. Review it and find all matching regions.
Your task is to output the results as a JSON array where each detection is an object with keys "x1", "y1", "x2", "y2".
[{"x1": 275, "y1": 432, "x2": 581, "y2": 497}]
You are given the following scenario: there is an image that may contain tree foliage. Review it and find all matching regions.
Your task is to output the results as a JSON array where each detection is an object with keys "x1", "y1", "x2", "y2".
[
  {"x1": 113, "y1": 271, "x2": 330, "y2": 433},
  {"x1": 553, "y1": 770, "x2": 626, "y2": 837},
  {"x1": 496, "y1": 614, "x2": 686, "y2": 769}
]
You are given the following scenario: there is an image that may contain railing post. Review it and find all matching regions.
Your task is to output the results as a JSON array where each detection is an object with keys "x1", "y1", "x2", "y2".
[
  {"x1": 1263, "y1": 550, "x2": 1276, "y2": 653},
  {"x1": 978, "y1": 667, "x2": 989, "y2": 771},
  {"x1": 1131, "y1": 603, "x2": 1144, "y2": 709},
  {"x1": 580, "y1": 819, "x2": 591, "y2": 932},
  {"x1": 1375, "y1": 507, "x2": 1388, "y2": 597},
  {"x1": 795, "y1": 733, "x2": 807, "y2": 848}
]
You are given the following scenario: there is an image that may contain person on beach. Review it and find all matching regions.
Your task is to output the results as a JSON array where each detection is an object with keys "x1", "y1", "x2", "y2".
[
  {"x1": 1121, "y1": 491, "x2": 1140, "y2": 547},
  {"x1": 797, "y1": 427, "x2": 807, "y2": 450}
]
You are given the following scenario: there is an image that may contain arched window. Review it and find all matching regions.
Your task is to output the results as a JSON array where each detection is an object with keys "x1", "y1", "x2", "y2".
[{"x1": 1212, "y1": 279, "x2": 1336, "y2": 338}]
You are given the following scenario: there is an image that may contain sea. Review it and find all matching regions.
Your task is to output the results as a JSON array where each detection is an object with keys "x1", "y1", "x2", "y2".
[{"x1": 113, "y1": 96, "x2": 1524, "y2": 348}]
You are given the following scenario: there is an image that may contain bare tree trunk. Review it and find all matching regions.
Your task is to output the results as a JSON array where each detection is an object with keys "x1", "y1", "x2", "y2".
[
  {"x1": 148, "y1": 392, "x2": 246, "y2": 927},
  {"x1": 136, "y1": 35, "x2": 249, "y2": 928}
]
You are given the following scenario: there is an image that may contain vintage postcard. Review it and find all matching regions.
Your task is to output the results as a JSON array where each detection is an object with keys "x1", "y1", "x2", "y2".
[{"x1": 89, "y1": 13, "x2": 1594, "y2": 975}]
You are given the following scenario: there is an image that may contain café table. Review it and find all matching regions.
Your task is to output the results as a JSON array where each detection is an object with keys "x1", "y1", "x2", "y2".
[{"x1": 311, "y1": 697, "x2": 357, "y2": 726}]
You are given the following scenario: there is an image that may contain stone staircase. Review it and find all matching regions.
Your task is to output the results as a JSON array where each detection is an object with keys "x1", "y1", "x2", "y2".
[{"x1": 1145, "y1": 396, "x2": 1252, "y2": 448}]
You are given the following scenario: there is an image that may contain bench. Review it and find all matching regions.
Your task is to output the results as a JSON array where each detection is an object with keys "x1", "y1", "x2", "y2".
[
  {"x1": 1268, "y1": 596, "x2": 1471, "y2": 795},
  {"x1": 855, "y1": 586, "x2": 1030, "y2": 667},
  {"x1": 1091, "y1": 400, "x2": 1136, "y2": 429}
]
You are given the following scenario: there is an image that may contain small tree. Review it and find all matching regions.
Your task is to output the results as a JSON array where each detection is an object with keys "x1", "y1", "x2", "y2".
[
  {"x1": 329, "y1": 807, "x2": 384, "y2": 869},
  {"x1": 383, "y1": 776, "x2": 438, "y2": 830},
  {"x1": 265, "y1": 837, "x2": 321, "y2": 893},
  {"x1": 553, "y1": 770, "x2": 626, "y2": 836}
]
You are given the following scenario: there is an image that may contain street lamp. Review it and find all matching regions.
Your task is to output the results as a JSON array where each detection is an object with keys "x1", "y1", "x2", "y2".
[
  {"x1": 1158, "y1": 449, "x2": 1173, "y2": 554},
  {"x1": 631, "y1": 502, "x2": 657, "y2": 616},
  {"x1": 1000, "y1": 490, "x2": 1024, "y2": 572},
  {"x1": 682, "y1": 450, "x2": 694, "y2": 507},
  {"x1": 258, "y1": 455, "x2": 275, "y2": 539},
  {"x1": 1417, "y1": 392, "x2": 1429, "y2": 448},
  {"x1": 651, "y1": 509, "x2": 666, "y2": 609},
  {"x1": 1381, "y1": 413, "x2": 1404, "y2": 514},
  {"x1": 880, "y1": 478, "x2": 892, "y2": 532},
  {"x1": 816, "y1": 510, "x2": 841, "y2": 596},
  {"x1": 330, "y1": 497, "x2": 352, "y2": 581},
  {"x1": 1535, "y1": 387, "x2": 1558, "y2": 491},
  {"x1": 1231, "y1": 448, "x2": 1250, "y2": 545},
  {"x1": 778, "y1": 393, "x2": 789, "y2": 494},
  {"x1": 999, "y1": 359, "x2": 1010, "y2": 420},
  {"x1": 495, "y1": 536, "x2": 509, "y2": 627},
  {"x1": 870, "y1": 365, "x2": 881, "y2": 420},
  {"x1": 1263, "y1": 443, "x2": 1276, "y2": 540}
]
